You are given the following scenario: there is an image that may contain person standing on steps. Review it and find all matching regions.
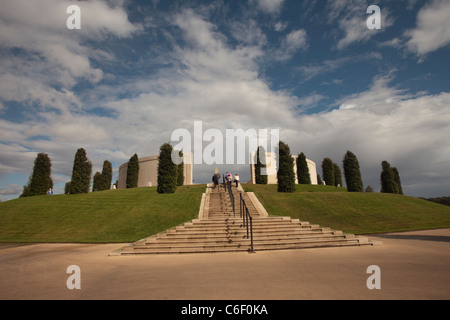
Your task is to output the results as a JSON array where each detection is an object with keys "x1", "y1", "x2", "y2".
[
  {"x1": 212, "y1": 174, "x2": 219, "y2": 188},
  {"x1": 234, "y1": 173, "x2": 240, "y2": 188},
  {"x1": 226, "y1": 172, "x2": 232, "y2": 190}
]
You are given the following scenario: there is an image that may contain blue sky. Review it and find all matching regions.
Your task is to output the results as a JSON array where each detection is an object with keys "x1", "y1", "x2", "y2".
[{"x1": 1, "y1": 0, "x2": 450, "y2": 201}]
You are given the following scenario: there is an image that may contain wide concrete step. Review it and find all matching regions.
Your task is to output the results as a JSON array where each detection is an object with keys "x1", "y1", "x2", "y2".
[{"x1": 120, "y1": 236, "x2": 370, "y2": 255}]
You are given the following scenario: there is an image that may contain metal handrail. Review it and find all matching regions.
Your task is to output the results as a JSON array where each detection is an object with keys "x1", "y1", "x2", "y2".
[
  {"x1": 228, "y1": 185, "x2": 235, "y2": 217},
  {"x1": 239, "y1": 193, "x2": 254, "y2": 253}
]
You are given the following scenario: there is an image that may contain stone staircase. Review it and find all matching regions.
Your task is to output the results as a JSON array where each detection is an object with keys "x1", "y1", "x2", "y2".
[{"x1": 112, "y1": 183, "x2": 376, "y2": 255}]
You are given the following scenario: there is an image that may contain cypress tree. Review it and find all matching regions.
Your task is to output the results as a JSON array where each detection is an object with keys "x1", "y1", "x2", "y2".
[
  {"x1": 321, "y1": 158, "x2": 335, "y2": 186},
  {"x1": 380, "y1": 161, "x2": 398, "y2": 194},
  {"x1": 176, "y1": 151, "x2": 185, "y2": 186},
  {"x1": 70, "y1": 148, "x2": 92, "y2": 194},
  {"x1": 100, "y1": 160, "x2": 113, "y2": 191},
  {"x1": 126, "y1": 154, "x2": 139, "y2": 189},
  {"x1": 21, "y1": 153, "x2": 53, "y2": 197},
  {"x1": 157, "y1": 143, "x2": 178, "y2": 194},
  {"x1": 92, "y1": 172, "x2": 102, "y2": 192},
  {"x1": 333, "y1": 162, "x2": 343, "y2": 187},
  {"x1": 317, "y1": 174, "x2": 323, "y2": 185},
  {"x1": 296, "y1": 152, "x2": 311, "y2": 184},
  {"x1": 255, "y1": 146, "x2": 268, "y2": 184},
  {"x1": 392, "y1": 167, "x2": 403, "y2": 195},
  {"x1": 277, "y1": 141, "x2": 296, "y2": 193},
  {"x1": 64, "y1": 181, "x2": 72, "y2": 194},
  {"x1": 343, "y1": 151, "x2": 364, "y2": 192}
]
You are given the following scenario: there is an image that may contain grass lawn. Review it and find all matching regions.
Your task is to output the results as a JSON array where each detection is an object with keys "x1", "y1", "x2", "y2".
[
  {"x1": 243, "y1": 184, "x2": 450, "y2": 234},
  {"x1": 0, "y1": 185, "x2": 205, "y2": 243}
]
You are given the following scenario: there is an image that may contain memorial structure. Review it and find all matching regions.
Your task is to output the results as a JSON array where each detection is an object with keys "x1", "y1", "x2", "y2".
[{"x1": 118, "y1": 153, "x2": 193, "y2": 189}]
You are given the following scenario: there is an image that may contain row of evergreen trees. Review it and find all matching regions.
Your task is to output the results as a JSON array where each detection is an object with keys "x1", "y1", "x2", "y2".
[
  {"x1": 20, "y1": 143, "x2": 185, "y2": 197},
  {"x1": 320, "y1": 151, "x2": 364, "y2": 192},
  {"x1": 254, "y1": 141, "x2": 402, "y2": 194},
  {"x1": 64, "y1": 148, "x2": 114, "y2": 194},
  {"x1": 20, "y1": 142, "x2": 402, "y2": 197},
  {"x1": 121, "y1": 144, "x2": 184, "y2": 193},
  {"x1": 118, "y1": 144, "x2": 185, "y2": 194},
  {"x1": 21, "y1": 148, "x2": 113, "y2": 197}
]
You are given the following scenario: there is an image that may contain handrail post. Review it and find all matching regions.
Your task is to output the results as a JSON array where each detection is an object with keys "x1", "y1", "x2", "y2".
[
  {"x1": 245, "y1": 207, "x2": 249, "y2": 239},
  {"x1": 249, "y1": 216, "x2": 254, "y2": 253},
  {"x1": 239, "y1": 193, "x2": 242, "y2": 218},
  {"x1": 229, "y1": 187, "x2": 235, "y2": 217},
  {"x1": 239, "y1": 194, "x2": 256, "y2": 253},
  {"x1": 242, "y1": 199, "x2": 246, "y2": 227}
]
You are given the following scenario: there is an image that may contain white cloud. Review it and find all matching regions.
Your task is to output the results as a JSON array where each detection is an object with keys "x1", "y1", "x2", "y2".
[
  {"x1": 297, "y1": 52, "x2": 382, "y2": 81},
  {"x1": 0, "y1": 184, "x2": 22, "y2": 196},
  {"x1": 0, "y1": 0, "x2": 142, "y2": 198},
  {"x1": 297, "y1": 93, "x2": 326, "y2": 113},
  {"x1": 274, "y1": 21, "x2": 287, "y2": 32},
  {"x1": 405, "y1": 0, "x2": 450, "y2": 56},
  {"x1": 0, "y1": 6, "x2": 300, "y2": 199},
  {"x1": 0, "y1": 184, "x2": 23, "y2": 201},
  {"x1": 289, "y1": 74, "x2": 450, "y2": 197},
  {"x1": 275, "y1": 29, "x2": 308, "y2": 61},
  {"x1": 0, "y1": 0, "x2": 140, "y2": 99},
  {"x1": 325, "y1": 0, "x2": 394, "y2": 50},
  {"x1": 251, "y1": 0, "x2": 285, "y2": 14}
]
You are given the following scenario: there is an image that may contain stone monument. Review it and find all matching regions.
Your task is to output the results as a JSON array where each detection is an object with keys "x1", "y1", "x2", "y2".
[{"x1": 117, "y1": 153, "x2": 193, "y2": 189}]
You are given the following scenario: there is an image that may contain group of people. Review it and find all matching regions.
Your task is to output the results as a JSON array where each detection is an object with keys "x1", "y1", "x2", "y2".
[{"x1": 212, "y1": 171, "x2": 239, "y2": 189}]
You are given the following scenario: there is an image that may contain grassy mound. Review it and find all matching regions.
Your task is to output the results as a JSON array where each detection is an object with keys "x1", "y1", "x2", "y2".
[
  {"x1": 2, "y1": 183, "x2": 449, "y2": 244},
  {"x1": 0, "y1": 185, "x2": 204, "y2": 243},
  {"x1": 243, "y1": 184, "x2": 450, "y2": 234}
]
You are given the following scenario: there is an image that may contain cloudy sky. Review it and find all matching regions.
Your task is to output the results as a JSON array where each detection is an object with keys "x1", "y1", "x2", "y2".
[{"x1": 1, "y1": 0, "x2": 449, "y2": 201}]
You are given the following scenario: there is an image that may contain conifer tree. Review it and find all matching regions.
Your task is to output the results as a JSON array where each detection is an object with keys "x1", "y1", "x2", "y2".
[
  {"x1": 380, "y1": 161, "x2": 398, "y2": 194},
  {"x1": 317, "y1": 174, "x2": 323, "y2": 185},
  {"x1": 333, "y1": 162, "x2": 343, "y2": 187},
  {"x1": 392, "y1": 167, "x2": 403, "y2": 195},
  {"x1": 157, "y1": 143, "x2": 177, "y2": 194},
  {"x1": 92, "y1": 172, "x2": 102, "y2": 192},
  {"x1": 70, "y1": 148, "x2": 92, "y2": 194},
  {"x1": 321, "y1": 158, "x2": 335, "y2": 186},
  {"x1": 176, "y1": 151, "x2": 185, "y2": 186},
  {"x1": 100, "y1": 160, "x2": 113, "y2": 191},
  {"x1": 64, "y1": 181, "x2": 72, "y2": 194},
  {"x1": 296, "y1": 152, "x2": 311, "y2": 184},
  {"x1": 343, "y1": 151, "x2": 364, "y2": 192},
  {"x1": 255, "y1": 146, "x2": 268, "y2": 184},
  {"x1": 126, "y1": 154, "x2": 139, "y2": 189},
  {"x1": 277, "y1": 141, "x2": 296, "y2": 193},
  {"x1": 21, "y1": 153, "x2": 53, "y2": 197}
]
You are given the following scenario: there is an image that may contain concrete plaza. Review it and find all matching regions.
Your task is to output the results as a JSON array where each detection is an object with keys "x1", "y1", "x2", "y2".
[{"x1": 0, "y1": 228, "x2": 449, "y2": 300}]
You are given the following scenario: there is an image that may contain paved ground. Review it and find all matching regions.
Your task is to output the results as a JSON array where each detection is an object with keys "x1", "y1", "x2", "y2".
[{"x1": 0, "y1": 228, "x2": 449, "y2": 300}]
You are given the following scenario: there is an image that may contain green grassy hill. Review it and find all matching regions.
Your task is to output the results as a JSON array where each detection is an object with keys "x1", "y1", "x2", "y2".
[
  {"x1": 243, "y1": 184, "x2": 450, "y2": 234},
  {"x1": 1, "y1": 183, "x2": 449, "y2": 244},
  {"x1": 0, "y1": 185, "x2": 204, "y2": 243}
]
